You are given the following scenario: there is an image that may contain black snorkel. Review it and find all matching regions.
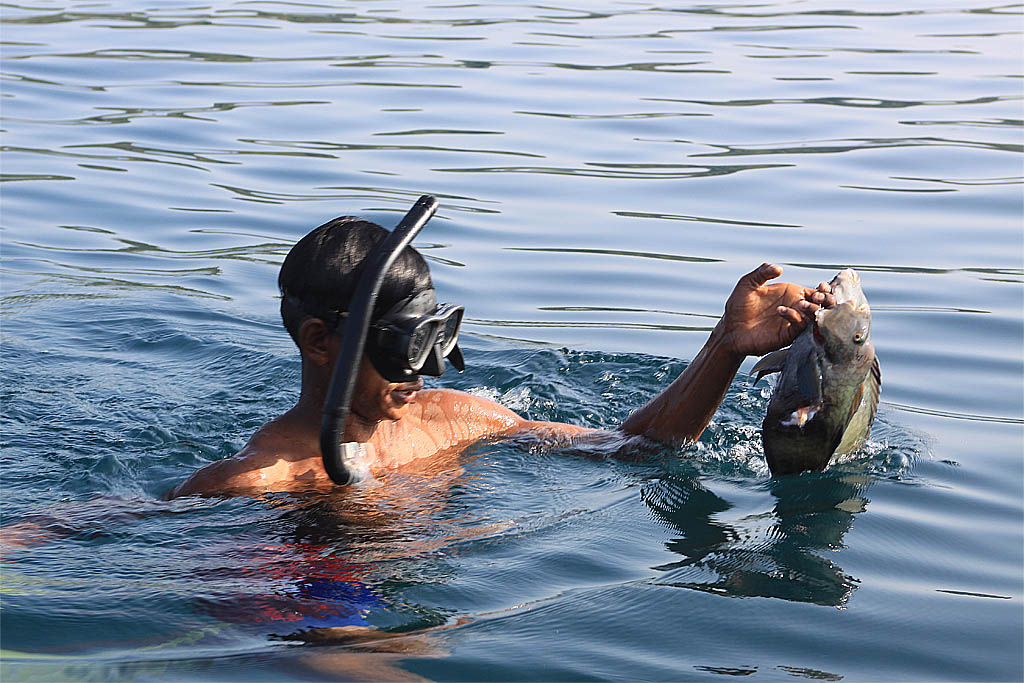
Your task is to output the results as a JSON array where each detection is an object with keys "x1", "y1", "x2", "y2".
[{"x1": 319, "y1": 195, "x2": 439, "y2": 485}]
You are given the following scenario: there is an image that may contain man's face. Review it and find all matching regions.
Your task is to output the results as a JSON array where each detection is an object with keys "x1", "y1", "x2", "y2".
[{"x1": 349, "y1": 353, "x2": 424, "y2": 423}]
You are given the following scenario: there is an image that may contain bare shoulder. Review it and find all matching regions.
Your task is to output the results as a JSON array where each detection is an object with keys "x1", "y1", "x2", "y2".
[
  {"x1": 412, "y1": 389, "x2": 523, "y2": 441},
  {"x1": 167, "y1": 456, "x2": 250, "y2": 498},
  {"x1": 399, "y1": 389, "x2": 524, "y2": 448},
  {"x1": 412, "y1": 389, "x2": 592, "y2": 441},
  {"x1": 168, "y1": 421, "x2": 322, "y2": 498}
]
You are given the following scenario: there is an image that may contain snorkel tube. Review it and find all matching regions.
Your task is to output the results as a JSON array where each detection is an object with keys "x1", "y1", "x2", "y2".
[{"x1": 319, "y1": 195, "x2": 439, "y2": 485}]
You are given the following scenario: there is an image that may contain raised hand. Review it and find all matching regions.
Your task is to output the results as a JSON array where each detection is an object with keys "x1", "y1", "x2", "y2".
[{"x1": 717, "y1": 263, "x2": 834, "y2": 358}]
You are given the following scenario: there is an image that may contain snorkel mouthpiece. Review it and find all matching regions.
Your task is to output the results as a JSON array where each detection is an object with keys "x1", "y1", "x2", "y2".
[{"x1": 319, "y1": 195, "x2": 439, "y2": 485}]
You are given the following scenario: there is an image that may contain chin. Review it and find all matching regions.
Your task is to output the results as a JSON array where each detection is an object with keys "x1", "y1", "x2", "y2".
[{"x1": 380, "y1": 402, "x2": 410, "y2": 422}]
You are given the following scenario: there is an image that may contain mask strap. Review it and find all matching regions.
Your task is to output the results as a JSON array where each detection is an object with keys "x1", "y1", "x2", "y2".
[
  {"x1": 374, "y1": 288, "x2": 438, "y2": 323},
  {"x1": 319, "y1": 195, "x2": 439, "y2": 485}
]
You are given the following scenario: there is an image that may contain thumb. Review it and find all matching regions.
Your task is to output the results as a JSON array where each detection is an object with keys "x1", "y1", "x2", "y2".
[{"x1": 739, "y1": 263, "x2": 783, "y2": 290}]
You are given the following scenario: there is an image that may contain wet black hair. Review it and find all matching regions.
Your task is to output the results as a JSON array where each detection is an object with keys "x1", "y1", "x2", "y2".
[{"x1": 278, "y1": 216, "x2": 434, "y2": 345}]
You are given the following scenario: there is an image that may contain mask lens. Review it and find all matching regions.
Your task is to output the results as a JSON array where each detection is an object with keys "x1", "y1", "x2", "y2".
[
  {"x1": 372, "y1": 302, "x2": 464, "y2": 374},
  {"x1": 437, "y1": 307, "x2": 463, "y2": 356},
  {"x1": 407, "y1": 324, "x2": 436, "y2": 368}
]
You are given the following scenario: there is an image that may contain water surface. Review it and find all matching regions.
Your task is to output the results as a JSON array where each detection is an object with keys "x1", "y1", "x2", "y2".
[{"x1": 2, "y1": 1, "x2": 1022, "y2": 680}]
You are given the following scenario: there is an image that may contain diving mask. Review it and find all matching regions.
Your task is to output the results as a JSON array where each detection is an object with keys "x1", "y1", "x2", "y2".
[{"x1": 366, "y1": 289, "x2": 465, "y2": 382}]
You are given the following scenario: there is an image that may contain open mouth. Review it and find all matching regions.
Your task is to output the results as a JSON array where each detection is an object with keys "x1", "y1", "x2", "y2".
[{"x1": 391, "y1": 379, "x2": 424, "y2": 404}]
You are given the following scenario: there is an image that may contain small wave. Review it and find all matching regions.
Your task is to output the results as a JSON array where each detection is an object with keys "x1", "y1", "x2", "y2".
[{"x1": 883, "y1": 401, "x2": 1023, "y2": 425}]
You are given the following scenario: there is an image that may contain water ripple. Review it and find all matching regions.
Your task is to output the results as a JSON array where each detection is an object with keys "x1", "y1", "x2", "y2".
[
  {"x1": 690, "y1": 136, "x2": 1023, "y2": 156},
  {"x1": 506, "y1": 246, "x2": 722, "y2": 263},
  {"x1": 436, "y1": 163, "x2": 793, "y2": 178},
  {"x1": 649, "y1": 95, "x2": 1020, "y2": 109},
  {"x1": 239, "y1": 138, "x2": 544, "y2": 158},
  {"x1": 2, "y1": 99, "x2": 326, "y2": 126},
  {"x1": 2, "y1": 0, "x2": 1021, "y2": 679},
  {"x1": 612, "y1": 211, "x2": 801, "y2": 229},
  {"x1": 884, "y1": 401, "x2": 1023, "y2": 425}
]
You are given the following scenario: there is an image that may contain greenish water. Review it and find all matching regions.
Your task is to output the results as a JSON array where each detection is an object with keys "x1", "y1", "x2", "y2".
[{"x1": 2, "y1": 1, "x2": 1021, "y2": 680}]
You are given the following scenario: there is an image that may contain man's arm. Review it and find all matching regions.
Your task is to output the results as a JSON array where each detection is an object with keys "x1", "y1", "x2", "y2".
[
  {"x1": 477, "y1": 264, "x2": 831, "y2": 450},
  {"x1": 168, "y1": 263, "x2": 831, "y2": 494},
  {"x1": 620, "y1": 263, "x2": 832, "y2": 444},
  {"x1": 167, "y1": 456, "x2": 268, "y2": 498}
]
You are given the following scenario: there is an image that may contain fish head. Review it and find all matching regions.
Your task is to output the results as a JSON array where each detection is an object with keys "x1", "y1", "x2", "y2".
[
  {"x1": 828, "y1": 268, "x2": 870, "y2": 311},
  {"x1": 815, "y1": 301, "x2": 874, "y2": 369}
]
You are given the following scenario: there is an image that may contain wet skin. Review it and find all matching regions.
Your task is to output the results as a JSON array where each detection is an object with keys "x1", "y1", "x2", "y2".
[{"x1": 169, "y1": 264, "x2": 834, "y2": 498}]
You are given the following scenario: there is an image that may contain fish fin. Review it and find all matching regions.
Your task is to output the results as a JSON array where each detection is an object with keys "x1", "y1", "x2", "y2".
[
  {"x1": 835, "y1": 356, "x2": 882, "y2": 455},
  {"x1": 750, "y1": 348, "x2": 789, "y2": 385},
  {"x1": 795, "y1": 352, "x2": 823, "y2": 405},
  {"x1": 843, "y1": 384, "x2": 865, "y2": 432},
  {"x1": 864, "y1": 356, "x2": 881, "y2": 423}
]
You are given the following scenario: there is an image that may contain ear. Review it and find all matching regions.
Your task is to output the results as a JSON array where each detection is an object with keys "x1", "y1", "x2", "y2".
[{"x1": 296, "y1": 317, "x2": 337, "y2": 366}]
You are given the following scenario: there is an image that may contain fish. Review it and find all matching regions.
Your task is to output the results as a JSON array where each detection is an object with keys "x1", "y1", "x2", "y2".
[{"x1": 751, "y1": 269, "x2": 881, "y2": 475}]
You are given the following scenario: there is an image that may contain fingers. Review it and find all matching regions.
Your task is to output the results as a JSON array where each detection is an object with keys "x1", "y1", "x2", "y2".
[
  {"x1": 815, "y1": 281, "x2": 835, "y2": 306},
  {"x1": 803, "y1": 283, "x2": 835, "y2": 308},
  {"x1": 806, "y1": 290, "x2": 830, "y2": 306},
  {"x1": 811, "y1": 290, "x2": 836, "y2": 308},
  {"x1": 793, "y1": 299, "x2": 821, "y2": 316},
  {"x1": 776, "y1": 305, "x2": 805, "y2": 326},
  {"x1": 782, "y1": 295, "x2": 825, "y2": 322},
  {"x1": 741, "y1": 263, "x2": 783, "y2": 289}
]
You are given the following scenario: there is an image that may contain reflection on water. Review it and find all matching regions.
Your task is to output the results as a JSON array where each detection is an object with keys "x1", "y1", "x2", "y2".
[{"x1": 645, "y1": 473, "x2": 868, "y2": 607}]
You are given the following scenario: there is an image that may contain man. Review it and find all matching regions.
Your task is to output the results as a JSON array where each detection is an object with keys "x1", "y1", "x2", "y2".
[{"x1": 169, "y1": 214, "x2": 833, "y2": 498}]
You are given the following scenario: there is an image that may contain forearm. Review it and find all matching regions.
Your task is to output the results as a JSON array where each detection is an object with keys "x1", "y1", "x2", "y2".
[
  {"x1": 504, "y1": 421, "x2": 650, "y2": 460},
  {"x1": 503, "y1": 419, "x2": 595, "y2": 447},
  {"x1": 619, "y1": 321, "x2": 744, "y2": 444}
]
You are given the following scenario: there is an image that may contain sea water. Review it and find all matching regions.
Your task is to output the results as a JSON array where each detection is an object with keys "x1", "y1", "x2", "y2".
[{"x1": 2, "y1": 1, "x2": 1021, "y2": 680}]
